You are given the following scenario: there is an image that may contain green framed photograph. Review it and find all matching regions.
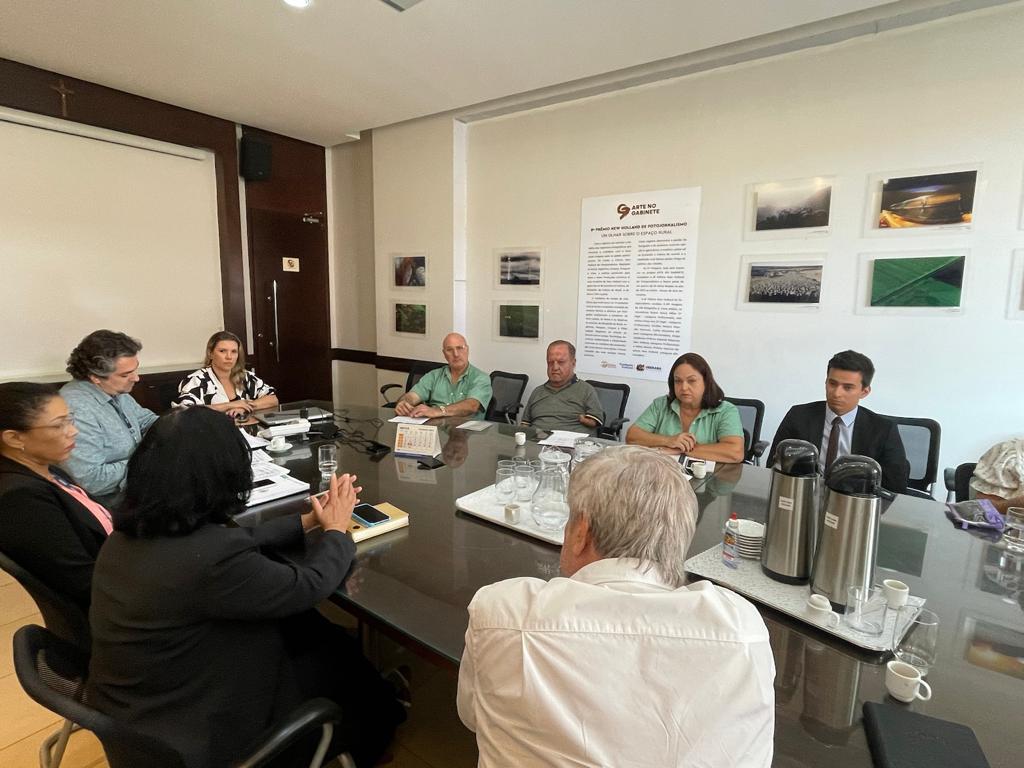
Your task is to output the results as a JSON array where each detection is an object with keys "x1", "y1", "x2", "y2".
[
  {"x1": 870, "y1": 255, "x2": 965, "y2": 308},
  {"x1": 394, "y1": 302, "x2": 427, "y2": 334},
  {"x1": 493, "y1": 301, "x2": 541, "y2": 341}
]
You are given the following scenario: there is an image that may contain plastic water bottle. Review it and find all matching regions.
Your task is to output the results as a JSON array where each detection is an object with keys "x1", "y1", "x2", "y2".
[{"x1": 722, "y1": 512, "x2": 739, "y2": 569}]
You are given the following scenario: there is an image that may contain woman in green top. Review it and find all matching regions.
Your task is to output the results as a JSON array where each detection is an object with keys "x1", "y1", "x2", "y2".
[{"x1": 626, "y1": 353, "x2": 746, "y2": 464}]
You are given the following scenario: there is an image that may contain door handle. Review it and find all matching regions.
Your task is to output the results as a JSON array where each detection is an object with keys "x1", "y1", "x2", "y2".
[{"x1": 271, "y1": 280, "x2": 281, "y2": 363}]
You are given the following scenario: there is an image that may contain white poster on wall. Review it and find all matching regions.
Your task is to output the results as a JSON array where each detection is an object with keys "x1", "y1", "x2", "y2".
[{"x1": 576, "y1": 187, "x2": 701, "y2": 381}]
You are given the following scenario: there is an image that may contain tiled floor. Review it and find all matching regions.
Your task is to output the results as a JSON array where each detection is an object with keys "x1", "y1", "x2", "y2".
[{"x1": 0, "y1": 571, "x2": 477, "y2": 768}]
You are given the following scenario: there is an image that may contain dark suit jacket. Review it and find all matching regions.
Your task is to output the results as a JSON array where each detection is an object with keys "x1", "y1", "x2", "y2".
[
  {"x1": 86, "y1": 515, "x2": 355, "y2": 768},
  {"x1": 769, "y1": 401, "x2": 909, "y2": 493},
  {"x1": 0, "y1": 455, "x2": 108, "y2": 611}
]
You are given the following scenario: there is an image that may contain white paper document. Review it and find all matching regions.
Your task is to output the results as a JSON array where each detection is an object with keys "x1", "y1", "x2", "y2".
[
  {"x1": 388, "y1": 416, "x2": 430, "y2": 425},
  {"x1": 241, "y1": 430, "x2": 270, "y2": 449},
  {"x1": 246, "y1": 474, "x2": 309, "y2": 507},
  {"x1": 456, "y1": 420, "x2": 493, "y2": 431},
  {"x1": 538, "y1": 430, "x2": 589, "y2": 447},
  {"x1": 250, "y1": 449, "x2": 272, "y2": 463},
  {"x1": 251, "y1": 461, "x2": 291, "y2": 481}
]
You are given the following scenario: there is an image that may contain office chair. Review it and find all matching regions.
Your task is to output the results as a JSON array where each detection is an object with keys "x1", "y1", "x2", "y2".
[
  {"x1": 14, "y1": 624, "x2": 354, "y2": 768},
  {"x1": 0, "y1": 550, "x2": 92, "y2": 768},
  {"x1": 485, "y1": 371, "x2": 529, "y2": 424},
  {"x1": 379, "y1": 361, "x2": 446, "y2": 407},
  {"x1": 884, "y1": 416, "x2": 941, "y2": 499},
  {"x1": 723, "y1": 397, "x2": 769, "y2": 465},
  {"x1": 586, "y1": 380, "x2": 630, "y2": 441},
  {"x1": 944, "y1": 461, "x2": 978, "y2": 503}
]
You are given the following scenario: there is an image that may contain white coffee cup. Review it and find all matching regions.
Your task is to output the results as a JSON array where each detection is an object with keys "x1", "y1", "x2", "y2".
[
  {"x1": 805, "y1": 594, "x2": 841, "y2": 627},
  {"x1": 886, "y1": 660, "x2": 932, "y2": 703},
  {"x1": 269, "y1": 435, "x2": 287, "y2": 451},
  {"x1": 883, "y1": 578, "x2": 910, "y2": 609},
  {"x1": 690, "y1": 460, "x2": 707, "y2": 479},
  {"x1": 514, "y1": 431, "x2": 527, "y2": 446}
]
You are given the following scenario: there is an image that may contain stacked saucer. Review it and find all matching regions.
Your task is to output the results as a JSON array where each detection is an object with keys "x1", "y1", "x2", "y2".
[{"x1": 735, "y1": 519, "x2": 765, "y2": 560}]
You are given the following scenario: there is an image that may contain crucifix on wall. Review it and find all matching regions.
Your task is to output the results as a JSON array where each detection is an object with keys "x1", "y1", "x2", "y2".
[{"x1": 50, "y1": 79, "x2": 75, "y2": 118}]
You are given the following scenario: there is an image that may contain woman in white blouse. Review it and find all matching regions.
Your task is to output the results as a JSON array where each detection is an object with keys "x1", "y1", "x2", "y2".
[{"x1": 174, "y1": 332, "x2": 278, "y2": 418}]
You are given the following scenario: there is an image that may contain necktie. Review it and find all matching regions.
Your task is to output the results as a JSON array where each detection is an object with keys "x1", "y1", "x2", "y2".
[{"x1": 825, "y1": 415, "x2": 843, "y2": 469}]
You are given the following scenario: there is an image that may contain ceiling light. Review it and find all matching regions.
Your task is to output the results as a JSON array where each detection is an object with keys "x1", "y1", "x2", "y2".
[{"x1": 283, "y1": 0, "x2": 312, "y2": 9}]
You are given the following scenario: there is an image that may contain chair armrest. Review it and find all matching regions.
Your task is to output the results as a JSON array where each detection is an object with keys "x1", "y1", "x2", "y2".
[
  {"x1": 943, "y1": 467, "x2": 956, "y2": 492},
  {"x1": 380, "y1": 383, "x2": 403, "y2": 408},
  {"x1": 596, "y1": 417, "x2": 629, "y2": 441},
  {"x1": 902, "y1": 488, "x2": 934, "y2": 500},
  {"x1": 235, "y1": 697, "x2": 344, "y2": 768},
  {"x1": 751, "y1": 440, "x2": 769, "y2": 459}
]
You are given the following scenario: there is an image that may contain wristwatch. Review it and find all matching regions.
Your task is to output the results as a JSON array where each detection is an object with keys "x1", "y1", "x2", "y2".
[{"x1": 440, "y1": 405, "x2": 448, "y2": 415}]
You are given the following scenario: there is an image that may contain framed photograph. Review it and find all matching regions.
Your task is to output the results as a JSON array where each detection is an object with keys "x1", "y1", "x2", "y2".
[
  {"x1": 493, "y1": 300, "x2": 542, "y2": 342},
  {"x1": 736, "y1": 255, "x2": 825, "y2": 312},
  {"x1": 393, "y1": 301, "x2": 427, "y2": 335},
  {"x1": 865, "y1": 166, "x2": 979, "y2": 234},
  {"x1": 392, "y1": 252, "x2": 427, "y2": 288},
  {"x1": 855, "y1": 250, "x2": 968, "y2": 315},
  {"x1": 745, "y1": 177, "x2": 833, "y2": 239},
  {"x1": 494, "y1": 248, "x2": 542, "y2": 288},
  {"x1": 1009, "y1": 249, "x2": 1024, "y2": 320}
]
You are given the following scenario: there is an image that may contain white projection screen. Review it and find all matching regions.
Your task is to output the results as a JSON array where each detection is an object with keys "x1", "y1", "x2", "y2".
[{"x1": 0, "y1": 109, "x2": 223, "y2": 378}]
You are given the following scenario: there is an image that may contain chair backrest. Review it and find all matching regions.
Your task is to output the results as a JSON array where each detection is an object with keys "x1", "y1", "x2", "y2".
[
  {"x1": 586, "y1": 380, "x2": 629, "y2": 423},
  {"x1": 885, "y1": 416, "x2": 941, "y2": 494},
  {"x1": 724, "y1": 397, "x2": 765, "y2": 463},
  {"x1": 0, "y1": 549, "x2": 90, "y2": 652},
  {"x1": 955, "y1": 461, "x2": 977, "y2": 503},
  {"x1": 485, "y1": 371, "x2": 529, "y2": 423},
  {"x1": 14, "y1": 624, "x2": 185, "y2": 768},
  {"x1": 406, "y1": 361, "x2": 445, "y2": 392}
]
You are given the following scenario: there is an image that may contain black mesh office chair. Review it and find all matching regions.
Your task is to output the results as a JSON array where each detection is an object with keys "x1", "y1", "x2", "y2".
[
  {"x1": 885, "y1": 416, "x2": 941, "y2": 499},
  {"x1": 0, "y1": 550, "x2": 91, "y2": 768},
  {"x1": 723, "y1": 397, "x2": 769, "y2": 465},
  {"x1": 586, "y1": 380, "x2": 630, "y2": 441},
  {"x1": 485, "y1": 371, "x2": 529, "y2": 424},
  {"x1": 379, "y1": 361, "x2": 446, "y2": 408},
  {"x1": 944, "y1": 461, "x2": 978, "y2": 503},
  {"x1": 14, "y1": 624, "x2": 354, "y2": 768}
]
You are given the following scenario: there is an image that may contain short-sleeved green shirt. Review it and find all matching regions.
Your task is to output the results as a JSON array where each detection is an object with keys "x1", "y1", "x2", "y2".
[
  {"x1": 411, "y1": 363, "x2": 492, "y2": 419},
  {"x1": 521, "y1": 377, "x2": 605, "y2": 434},
  {"x1": 633, "y1": 396, "x2": 743, "y2": 445}
]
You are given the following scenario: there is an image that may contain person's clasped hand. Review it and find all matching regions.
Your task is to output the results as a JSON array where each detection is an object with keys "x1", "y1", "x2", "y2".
[{"x1": 309, "y1": 473, "x2": 361, "y2": 534}]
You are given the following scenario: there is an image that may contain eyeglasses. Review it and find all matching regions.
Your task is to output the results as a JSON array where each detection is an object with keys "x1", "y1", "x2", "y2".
[{"x1": 26, "y1": 414, "x2": 77, "y2": 433}]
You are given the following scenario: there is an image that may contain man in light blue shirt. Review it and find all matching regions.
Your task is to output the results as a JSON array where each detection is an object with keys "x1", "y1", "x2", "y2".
[{"x1": 60, "y1": 330, "x2": 158, "y2": 496}]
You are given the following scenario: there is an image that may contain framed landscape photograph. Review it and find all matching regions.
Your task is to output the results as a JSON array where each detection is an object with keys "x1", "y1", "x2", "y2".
[
  {"x1": 746, "y1": 177, "x2": 833, "y2": 239},
  {"x1": 392, "y1": 253, "x2": 426, "y2": 287},
  {"x1": 493, "y1": 301, "x2": 541, "y2": 342},
  {"x1": 393, "y1": 301, "x2": 427, "y2": 335},
  {"x1": 866, "y1": 166, "x2": 979, "y2": 233},
  {"x1": 1009, "y1": 249, "x2": 1024, "y2": 320},
  {"x1": 856, "y1": 250, "x2": 968, "y2": 315},
  {"x1": 495, "y1": 248, "x2": 542, "y2": 288},
  {"x1": 737, "y1": 255, "x2": 824, "y2": 311}
]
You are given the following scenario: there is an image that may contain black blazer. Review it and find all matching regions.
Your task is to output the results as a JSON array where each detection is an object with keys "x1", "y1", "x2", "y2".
[
  {"x1": 769, "y1": 401, "x2": 909, "y2": 493},
  {"x1": 0, "y1": 455, "x2": 108, "y2": 610},
  {"x1": 86, "y1": 515, "x2": 355, "y2": 768}
]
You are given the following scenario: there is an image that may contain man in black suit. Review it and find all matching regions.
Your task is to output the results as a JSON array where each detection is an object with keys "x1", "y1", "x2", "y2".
[{"x1": 769, "y1": 350, "x2": 908, "y2": 493}]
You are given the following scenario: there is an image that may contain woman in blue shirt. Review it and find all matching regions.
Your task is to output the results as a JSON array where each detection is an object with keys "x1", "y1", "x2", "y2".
[{"x1": 627, "y1": 353, "x2": 745, "y2": 463}]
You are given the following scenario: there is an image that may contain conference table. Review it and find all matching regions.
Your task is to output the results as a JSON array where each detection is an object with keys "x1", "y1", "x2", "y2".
[{"x1": 234, "y1": 402, "x2": 1023, "y2": 767}]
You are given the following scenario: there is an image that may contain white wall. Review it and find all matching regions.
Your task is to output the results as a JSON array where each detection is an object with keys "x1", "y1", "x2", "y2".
[{"x1": 368, "y1": 5, "x2": 1024, "y2": 472}]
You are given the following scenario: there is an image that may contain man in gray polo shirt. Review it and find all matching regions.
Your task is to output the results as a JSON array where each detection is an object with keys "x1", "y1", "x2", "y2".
[{"x1": 521, "y1": 341, "x2": 604, "y2": 434}]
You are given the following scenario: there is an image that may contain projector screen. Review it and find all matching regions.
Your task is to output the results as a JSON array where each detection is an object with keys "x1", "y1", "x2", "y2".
[{"x1": 0, "y1": 110, "x2": 223, "y2": 378}]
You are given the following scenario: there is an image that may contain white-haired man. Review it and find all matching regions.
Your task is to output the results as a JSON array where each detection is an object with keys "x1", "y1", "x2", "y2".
[{"x1": 457, "y1": 446, "x2": 775, "y2": 767}]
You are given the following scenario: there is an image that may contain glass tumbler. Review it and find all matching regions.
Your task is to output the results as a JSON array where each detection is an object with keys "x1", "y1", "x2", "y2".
[
  {"x1": 893, "y1": 607, "x2": 939, "y2": 675},
  {"x1": 318, "y1": 443, "x2": 338, "y2": 474}
]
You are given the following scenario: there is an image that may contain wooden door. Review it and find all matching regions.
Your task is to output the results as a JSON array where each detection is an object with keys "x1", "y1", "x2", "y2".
[{"x1": 248, "y1": 208, "x2": 331, "y2": 401}]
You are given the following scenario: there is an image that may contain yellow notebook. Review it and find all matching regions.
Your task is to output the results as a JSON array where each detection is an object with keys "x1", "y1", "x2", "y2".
[{"x1": 349, "y1": 502, "x2": 410, "y2": 542}]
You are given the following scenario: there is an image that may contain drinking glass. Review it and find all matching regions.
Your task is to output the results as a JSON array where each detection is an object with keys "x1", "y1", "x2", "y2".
[
  {"x1": 515, "y1": 465, "x2": 538, "y2": 502},
  {"x1": 495, "y1": 468, "x2": 516, "y2": 505},
  {"x1": 1004, "y1": 507, "x2": 1024, "y2": 553},
  {"x1": 844, "y1": 585, "x2": 885, "y2": 636},
  {"x1": 497, "y1": 459, "x2": 517, "y2": 473},
  {"x1": 893, "y1": 607, "x2": 939, "y2": 675},
  {"x1": 317, "y1": 444, "x2": 338, "y2": 474}
]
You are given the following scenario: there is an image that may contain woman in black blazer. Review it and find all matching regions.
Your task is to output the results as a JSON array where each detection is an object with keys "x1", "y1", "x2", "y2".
[
  {"x1": 86, "y1": 406, "x2": 403, "y2": 768},
  {"x1": 0, "y1": 383, "x2": 111, "y2": 612}
]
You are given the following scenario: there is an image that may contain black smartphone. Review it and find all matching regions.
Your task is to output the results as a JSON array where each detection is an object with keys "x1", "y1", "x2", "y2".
[
  {"x1": 352, "y1": 503, "x2": 390, "y2": 527},
  {"x1": 253, "y1": 478, "x2": 275, "y2": 489},
  {"x1": 417, "y1": 456, "x2": 445, "y2": 470}
]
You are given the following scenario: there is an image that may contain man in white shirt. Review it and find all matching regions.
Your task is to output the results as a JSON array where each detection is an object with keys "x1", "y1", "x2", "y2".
[{"x1": 457, "y1": 446, "x2": 775, "y2": 767}]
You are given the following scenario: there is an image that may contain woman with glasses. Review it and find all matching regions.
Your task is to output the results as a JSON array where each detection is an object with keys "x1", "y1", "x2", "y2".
[{"x1": 0, "y1": 382, "x2": 112, "y2": 611}]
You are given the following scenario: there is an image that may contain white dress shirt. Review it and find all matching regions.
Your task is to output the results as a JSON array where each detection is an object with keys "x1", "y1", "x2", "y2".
[
  {"x1": 819, "y1": 405, "x2": 858, "y2": 473},
  {"x1": 457, "y1": 558, "x2": 775, "y2": 767}
]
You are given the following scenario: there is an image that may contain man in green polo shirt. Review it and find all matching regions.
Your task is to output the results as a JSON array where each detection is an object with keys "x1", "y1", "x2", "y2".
[
  {"x1": 395, "y1": 333, "x2": 492, "y2": 420},
  {"x1": 521, "y1": 340, "x2": 604, "y2": 434}
]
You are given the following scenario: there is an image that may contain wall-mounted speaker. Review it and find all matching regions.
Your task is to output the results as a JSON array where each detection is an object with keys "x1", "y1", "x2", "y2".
[{"x1": 239, "y1": 136, "x2": 272, "y2": 181}]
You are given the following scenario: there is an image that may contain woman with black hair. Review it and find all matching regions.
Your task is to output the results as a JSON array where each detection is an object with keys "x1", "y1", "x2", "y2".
[
  {"x1": 86, "y1": 407, "x2": 404, "y2": 768},
  {"x1": 0, "y1": 382, "x2": 111, "y2": 611},
  {"x1": 626, "y1": 352, "x2": 746, "y2": 463}
]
